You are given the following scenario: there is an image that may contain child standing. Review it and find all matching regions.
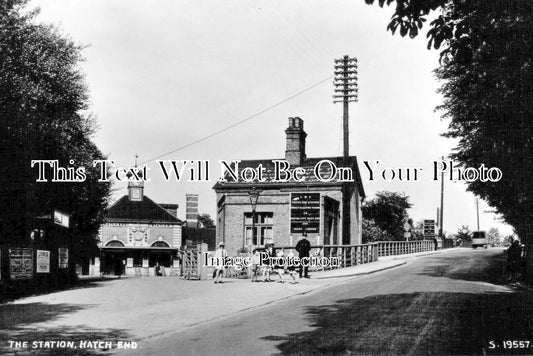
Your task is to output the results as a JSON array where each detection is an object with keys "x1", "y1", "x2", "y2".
[{"x1": 251, "y1": 249, "x2": 261, "y2": 282}]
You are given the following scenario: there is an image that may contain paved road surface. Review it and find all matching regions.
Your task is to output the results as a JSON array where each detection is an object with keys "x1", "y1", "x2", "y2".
[{"x1": 124, "y1": 249, "x2": 533, "y2": 355}]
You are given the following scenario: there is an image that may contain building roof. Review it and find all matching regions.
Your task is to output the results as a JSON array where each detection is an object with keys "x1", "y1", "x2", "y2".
[
  {"x1": 106, "y1": 195, "x2": 182, "y2": 224},
  {"x1": 213, "y1": 156, "x2": 365, "y2": 198},
  {"x1": 159, "y1": 203, "x2": 179, "y2": 210}
]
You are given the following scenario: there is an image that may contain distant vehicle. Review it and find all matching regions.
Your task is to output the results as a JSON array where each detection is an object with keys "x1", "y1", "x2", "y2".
[{"x1": 471, "y1": 231, "x2": 488, "y2": 249}]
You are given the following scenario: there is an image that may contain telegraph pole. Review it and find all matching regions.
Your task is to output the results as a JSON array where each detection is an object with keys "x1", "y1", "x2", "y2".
[
  {"x1": 476, "y1": 198, "x2": 480, "y2": 230},
  {"x1": 439, "y1": 156, "x2": 444, "y2": 238},
  {"x1": 333, "y1": 55, "x2": 358, "y2": 245},
  {"x1": 333, "y1": 55, "x2": 358, "y2": 162}
]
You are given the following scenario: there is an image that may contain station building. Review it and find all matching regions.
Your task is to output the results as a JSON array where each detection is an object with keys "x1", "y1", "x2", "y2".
[
  {"x1": 96, "y1": 181, "x2": 183, "y2": 276},
  {"x1": 213, "y1": 117, "x2": 365, "y2": 254}
]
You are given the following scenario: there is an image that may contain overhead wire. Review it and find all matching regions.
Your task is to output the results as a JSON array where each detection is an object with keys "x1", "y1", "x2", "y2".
[{"x1": 139, "y1": 75, "x2": 333, "y2": 165}]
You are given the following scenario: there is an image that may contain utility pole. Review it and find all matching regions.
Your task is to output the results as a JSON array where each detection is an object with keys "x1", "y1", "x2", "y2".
[
  {"x1": 476, "y1": 198, "x2": 480, "y2": 230},
  {"x1": 333, "y1": 55, "x2": 358, "y2": 162},
  {"x1": 333, "y1": 55, "x2": 358, "y2": 245},
  {"x1": 439, "y1": 156, "x2": 444, "y2": 238}
]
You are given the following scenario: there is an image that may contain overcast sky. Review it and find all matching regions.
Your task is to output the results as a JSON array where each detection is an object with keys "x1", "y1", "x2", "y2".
[{"x1": 31, "y1": 0, "x2": 513, "y2": 236}]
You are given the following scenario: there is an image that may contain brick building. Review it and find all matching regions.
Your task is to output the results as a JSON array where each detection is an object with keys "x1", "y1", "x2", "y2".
[
  {"x1": 213, "y1": 117, "x2": 365, "y2": 254},
  {"x1": 96, "y1": 180, "x2": 183, "y2": 276}
]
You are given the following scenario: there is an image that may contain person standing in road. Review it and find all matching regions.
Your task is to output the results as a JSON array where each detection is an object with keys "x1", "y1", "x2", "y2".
[
  {"x1": 295, "y1": 233, "x2": 311, "y2": 278},
  {"x1": 214, "y1": 242, "x2": 227, "y2": 284},
  {"x1": 261, "y1": 243, "x2": 274, "y2": 282}
]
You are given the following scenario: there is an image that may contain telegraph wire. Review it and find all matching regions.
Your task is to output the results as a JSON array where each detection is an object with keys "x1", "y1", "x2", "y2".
[{"x1": 139, "y1": 75, "x2": 333, "y2": 165}]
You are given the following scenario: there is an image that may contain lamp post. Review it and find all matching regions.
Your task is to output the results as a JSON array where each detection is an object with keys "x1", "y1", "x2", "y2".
[{"x1": 248, "y1": 188, "x2": 261, "y2": 249}]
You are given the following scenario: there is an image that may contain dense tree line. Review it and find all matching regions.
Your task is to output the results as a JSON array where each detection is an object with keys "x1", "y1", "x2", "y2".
[
  {"x1": 0, "y1": 1, "x2": 110, "y2": 266},
  {"x1": 364, "y1": 0, "x2": 533, "y2": 246}
]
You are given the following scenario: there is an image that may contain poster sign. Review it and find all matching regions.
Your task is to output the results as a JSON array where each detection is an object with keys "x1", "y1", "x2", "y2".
[
  {"x1": 54, "y1": 210, "x2": 70, "y2": 228},
  {"x1": 36, "y1": 250, "x2": 50, "y2": 273},
  {"x1": 58, "y1": 248, "x2": 69, "y2": 268},
  {"x1": 291, "y1": 193, "x2": 320, "y2": 234},
  {"x1": 9, "y1": 248, "x2": 33, "y2": 280}
]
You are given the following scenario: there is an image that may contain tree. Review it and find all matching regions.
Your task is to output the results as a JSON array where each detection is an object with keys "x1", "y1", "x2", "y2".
[
  {"x1": 455, "y1": 226, "x2": 471, "y2": 241},
  {"x1": 487, "y1": 227, "x2": 504, "y2": 247},
  {"x1": 0, "y1": 1, "x2": 110, "y2": 265},
  {"x1": 362, "y1": 191, "x2": 412, "y2": 240},
  {"x1": 198, "y1": 214, "x2": 215, "y2": 228},
  {"x1": 364, "y1": 0, "x2": 533, "y2": 246},
  {"x1": 362, "y1": 218, "x2": 391, "y2": 243}
]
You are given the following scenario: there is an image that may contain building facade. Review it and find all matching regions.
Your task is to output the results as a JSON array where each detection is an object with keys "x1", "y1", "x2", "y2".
[
  {"x1": 96, "y1": 181, "x2": 183, "y2": 276},
  {"x1": 213, "y1": 117, "x2": 365, "y2": 254}
]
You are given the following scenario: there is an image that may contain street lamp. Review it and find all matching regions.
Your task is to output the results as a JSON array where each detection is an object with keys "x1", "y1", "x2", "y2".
[{"x1": 248, "y1": 188, "x2": 261, "y2": 249}]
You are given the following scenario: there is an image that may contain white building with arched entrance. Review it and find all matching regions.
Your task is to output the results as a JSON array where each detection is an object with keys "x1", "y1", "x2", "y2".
[{"x1": 94, "y1": 181, "x2": 183, "y2": 276}]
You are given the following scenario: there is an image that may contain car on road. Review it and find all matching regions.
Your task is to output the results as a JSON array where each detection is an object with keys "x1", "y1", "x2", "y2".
[{"x1": 471, "y1": 231, "x2": 488, "y2": 249}]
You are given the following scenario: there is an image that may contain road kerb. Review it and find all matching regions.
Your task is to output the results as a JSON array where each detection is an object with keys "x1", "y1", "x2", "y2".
[{"x1": 314, "y1": 260, "x2": 407, "y2": 279}]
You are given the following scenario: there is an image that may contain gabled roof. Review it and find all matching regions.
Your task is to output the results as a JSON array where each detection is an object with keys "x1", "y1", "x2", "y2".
[
  {"x1": 106, "y1": 195, "x2": 182, "y2": 224},
  {"x1": 213, "y1": 156, "x2": 365, "y2": 198}
]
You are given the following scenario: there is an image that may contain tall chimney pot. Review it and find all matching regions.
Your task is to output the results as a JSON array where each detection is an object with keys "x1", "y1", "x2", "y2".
[{"x1": 285, "y1": 117, "x2": 307, "y2": 165}]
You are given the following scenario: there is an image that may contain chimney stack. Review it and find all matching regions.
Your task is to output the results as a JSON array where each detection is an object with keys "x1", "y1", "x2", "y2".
[{"x1": 285, "y1": 117, "x2": 307, "y2": 165}]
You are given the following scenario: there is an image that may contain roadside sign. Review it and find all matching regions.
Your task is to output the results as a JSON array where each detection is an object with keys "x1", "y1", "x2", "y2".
[{"x1": 423, "y1": 219, "x2": 436, "y2": 237}]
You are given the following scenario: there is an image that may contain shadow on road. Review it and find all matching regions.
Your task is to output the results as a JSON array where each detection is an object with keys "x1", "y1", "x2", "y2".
[
  {"x1": 1, "y1": 277, "x2": 119, "y2": 304},
  {"x1": 0, "y1": 303, "x2": 131, "y2": 355},
  {"x1": 416, "y1": 250, "x2": 508, "y2": 285},
  {"x1": 264, "y1": 250, "x2": 533, "y2": 355},
  {"x1": 263, "y1": 290, "x2": 533, "y2": 355}
]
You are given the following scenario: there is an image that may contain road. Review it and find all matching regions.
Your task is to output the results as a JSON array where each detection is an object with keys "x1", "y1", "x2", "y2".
[{"x1": 124, "y1": 249, "x2": 533, "y2": 355}]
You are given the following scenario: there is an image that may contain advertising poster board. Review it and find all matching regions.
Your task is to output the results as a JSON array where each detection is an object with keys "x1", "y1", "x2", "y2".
[
  {"x1": 9, "y1": 248, "x2": 33, "y2": 280},
  {"x1": 58, "y1": 248, "x2": 69, "y2": 269},
  {"x1": 36, "y1": 250, "x2": 50, "y2": 273}
]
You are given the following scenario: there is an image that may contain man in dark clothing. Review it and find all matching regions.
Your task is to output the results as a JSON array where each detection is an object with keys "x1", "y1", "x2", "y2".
[{"x1": 295, "y1": 233, "x2": 311, "y2": 278}]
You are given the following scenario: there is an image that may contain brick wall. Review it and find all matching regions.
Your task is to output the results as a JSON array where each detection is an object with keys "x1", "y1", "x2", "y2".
[{"x1": 215, "y1": 187, "x2": 364, "y2": 255}]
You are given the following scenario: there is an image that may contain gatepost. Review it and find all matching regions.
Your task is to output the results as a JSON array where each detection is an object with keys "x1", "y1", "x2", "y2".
[{"x1": 198, "y1": 243, "x2": 208, "y2": 280}]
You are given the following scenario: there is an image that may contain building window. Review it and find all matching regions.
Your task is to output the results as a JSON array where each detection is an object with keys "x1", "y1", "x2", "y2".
[
  {"x1": 105, "y1": 240, "x2": 124, "y2": 247},
  {"x1": 151, "y1": 241, "x2": 170, "y2": 248},
  {"x1": 244, "y1": 212, "x2": 273, "y2": 246}
]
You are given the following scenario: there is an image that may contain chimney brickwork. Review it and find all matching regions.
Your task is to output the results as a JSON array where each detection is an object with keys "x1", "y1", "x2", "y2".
[{"x1": 285, "y1": 117, "x2": 307, "y2": 166}]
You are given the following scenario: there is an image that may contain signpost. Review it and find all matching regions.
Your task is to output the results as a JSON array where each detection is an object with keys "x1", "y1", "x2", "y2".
[{"x1": 290, "y1": 193, "x2": 320, "y2": 234}]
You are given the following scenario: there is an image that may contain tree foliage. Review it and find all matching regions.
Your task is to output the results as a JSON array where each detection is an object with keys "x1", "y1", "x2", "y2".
[
  {"x1": 454, "y1": 225, "x2": 471, "y2": 241},
  {"x1": 362, "y1": 218, "x2": 391, "y2": 243},
  {"x1": 365, "y1": 0, "x2": 533, "y2": 242},
  {"x1": 0, "y1": 1, "x2": 110, "y2": 262},
  {"x1": 198, "y1": 213, "x2": 215, "y2": 228},
  {"x1": 362, "y1": 191, "x2": 412, "y2": 240}
]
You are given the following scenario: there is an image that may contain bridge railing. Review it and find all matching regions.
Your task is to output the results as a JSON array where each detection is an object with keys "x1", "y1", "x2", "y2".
[
  {"x1": 376, "y1": 240, "x2": 435, "y2": 257},
  {"x1": 265, "y1": 243, "x2": 379, "y2": 271}
]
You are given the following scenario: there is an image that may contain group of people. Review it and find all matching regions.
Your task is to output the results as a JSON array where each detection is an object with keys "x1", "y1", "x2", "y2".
[
  {"x1": 213, "y1": 234, "x2": 313, "y2": 284},
  {"x1": 249, "y1": 244, "x2": 298, "y2": 284}
]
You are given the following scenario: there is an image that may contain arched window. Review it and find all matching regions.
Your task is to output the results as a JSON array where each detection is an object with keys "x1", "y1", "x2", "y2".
[
  {"x1": 151, "y1": 241, "x2": 170, "y2": 248},
  {"x1": 106, "y1": 240, "x2": 125, "y2": 247}
]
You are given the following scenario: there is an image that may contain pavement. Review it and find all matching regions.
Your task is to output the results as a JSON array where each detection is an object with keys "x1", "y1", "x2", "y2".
[{"x1": 1, "y1": 248, "x2": 458, "y2": 355}]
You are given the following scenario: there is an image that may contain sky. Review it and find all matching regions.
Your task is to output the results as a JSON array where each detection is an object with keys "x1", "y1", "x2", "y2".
[{"x1": 30, "y1": 0, "x2": 514, "y2": 236}]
